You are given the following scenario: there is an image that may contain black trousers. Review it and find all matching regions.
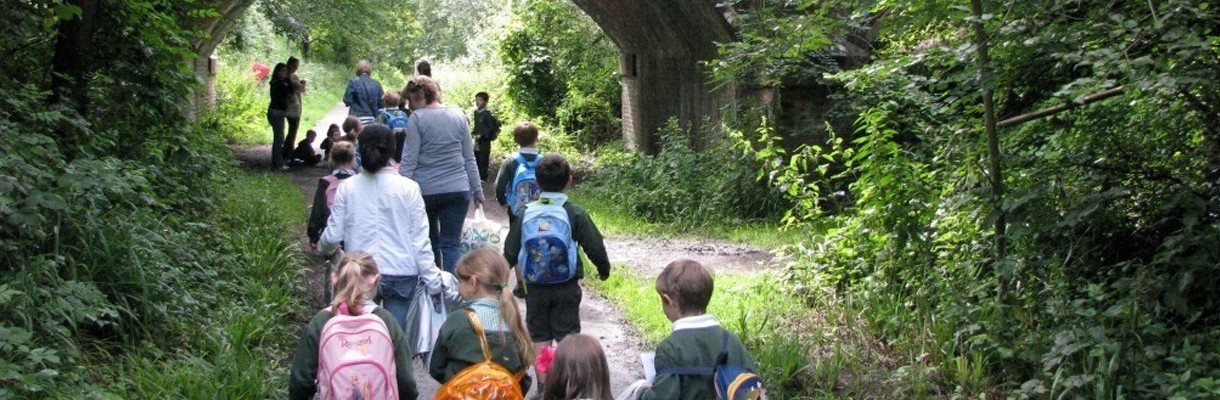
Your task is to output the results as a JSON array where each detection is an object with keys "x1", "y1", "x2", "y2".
[{"x1": 475, "y1": 140, "x2": 492, "y2": 181}]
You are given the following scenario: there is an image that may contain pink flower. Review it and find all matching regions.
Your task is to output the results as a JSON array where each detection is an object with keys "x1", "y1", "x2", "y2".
[{"x1": 535, "y1": 345, "x2": 556, "y2": 375}]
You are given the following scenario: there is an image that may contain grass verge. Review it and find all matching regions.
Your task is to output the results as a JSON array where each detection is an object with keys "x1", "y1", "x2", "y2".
[
  {"x1": 567, "y1": 188, "x2": 800, "y2": 249},
  {"x1": 586, "y1": 265, "x2": 951, "y2": 399},
  {"x1": 99, "y1": 173, "x2": 309, "y2": 398}
]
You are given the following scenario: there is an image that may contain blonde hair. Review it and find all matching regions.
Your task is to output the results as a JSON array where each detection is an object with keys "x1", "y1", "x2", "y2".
[
  {"x1": 331, "y1": 252, "x2": 379, "y2": 315},
  {"x1": 541, "y1": 334, "x2": 612, "y2": 400},
  {"x1": 455, "y1": 248, "x2": 534, "y2": 367},
  {"x1": 355, "y1": 59, "x2": 372, "y2": 75}
]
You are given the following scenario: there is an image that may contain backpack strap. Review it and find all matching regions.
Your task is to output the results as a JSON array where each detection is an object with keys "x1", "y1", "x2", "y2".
[
  {"x1": 465, "y1": 309, "x2": 493, "y2": 362},
  {"x1": 658, "y1": 331, "x2": 732, "y2": 377},
  {"x1": 336, "y1": 301, "x2": 350, "y2": 316}
]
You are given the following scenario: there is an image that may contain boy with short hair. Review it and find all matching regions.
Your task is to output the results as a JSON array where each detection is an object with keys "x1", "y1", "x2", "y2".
[
  {"x1": 377, "y1": 91, "x2": 410, "y2": 163},
  {"x1": 494, "y1": 122, "x2": 541, "y2": 227},
  {"x1": 639, "y1": 259, "x2": 756, "y2": 400},
  {"x1": 502, "y1": 154, "x2": 611, "y2": 351},
  {"x1": 472, "y1": 92, "x2": 501, "y2": 180}
]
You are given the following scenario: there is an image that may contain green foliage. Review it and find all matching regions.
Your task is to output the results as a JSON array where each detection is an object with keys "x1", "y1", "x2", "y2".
[
  {"x1": 721, "y1": 0, "x2": 1220, "y2": 397},
  {"x1": 0, "y1": 1, "x2": 305, "y2": 397},
  {"x1": 585, "y1": 119, "x2": 790, "y2": 228},
  {"x1": 587, "y1": 267, "x2": 821, "y2": 398},
  {"x1": 498, "y1": 0, "x2": 620, "y2": 148}
]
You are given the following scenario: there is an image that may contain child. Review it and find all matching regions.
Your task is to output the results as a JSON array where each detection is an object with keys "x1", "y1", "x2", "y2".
[
  {"x1": 494, "y1": 122, "x2": 542, "y2": 226},
  {"x1": 319, "y1": 123, "x2": 342, "y2": 161},
  {"x1": 502, "y1": 154, "x2": 611, "y2": 352},
  {"x1": 541, "y1": 333, "x2": 613, "y2": 400},
  {"x1": 288, "y1": 129, "x2": 323, "y2": 166},
  {"x1": 288, "y1": 252, "x2": 419, "y2": 400},
  {"x1": 378, "y1": 91, "x2": 410, "y2": 163},
  {"x1": 430, "y1": 247, "x2": 534, "y2": 394},
  {"x1": 472, "y1": 92, "x2": 501, "y2": 181},
  {"x1": 342, "y1": 115, "x2": 363, "y2": 167},
  {"x1": 637, "y1": 259, "x2": 756, "y2": 400},
  {"x1": 307, "y1": 141, "x2": 358, "y2": 253}
]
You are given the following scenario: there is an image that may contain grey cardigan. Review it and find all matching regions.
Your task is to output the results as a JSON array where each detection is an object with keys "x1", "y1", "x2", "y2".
[{"x1": 398, "y1": 106, "x2": 484, "y2": 199}]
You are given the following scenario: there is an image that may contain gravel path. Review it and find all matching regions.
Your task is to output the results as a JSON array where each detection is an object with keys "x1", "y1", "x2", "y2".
[{"x1": 234, "y1": 102, "x2": 779, "y2": 398}]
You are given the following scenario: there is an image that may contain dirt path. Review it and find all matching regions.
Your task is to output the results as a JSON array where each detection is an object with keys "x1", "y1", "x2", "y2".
[{"x1": 234, "y1": 102, "x2": 780, "y2": 398}]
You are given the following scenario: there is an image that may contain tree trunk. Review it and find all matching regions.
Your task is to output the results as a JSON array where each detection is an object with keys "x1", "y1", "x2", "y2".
[
  {"x1": 970, "y1": 0, "x2": 1007, "y2": 299},
  {"x1": 50, "y1": 0, "x2": 100, "y2": 114}
]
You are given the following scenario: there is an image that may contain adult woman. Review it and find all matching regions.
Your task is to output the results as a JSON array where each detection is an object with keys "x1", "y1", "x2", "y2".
[
  {"x1": 399, "y1": 75, "x2": 484, "y2": 273},
  {"x1": 342, "y1": 59, "x2": 384, "y2": 126},
  {"x1": 319, "y1": 125, "x2": 442, "y2": 330},
  {"x1": 267, "y1": 63, "x2": 292, "y2": 170},
  {"x1": 283, "y1": 56, "x2": 306, "y2": 159}
]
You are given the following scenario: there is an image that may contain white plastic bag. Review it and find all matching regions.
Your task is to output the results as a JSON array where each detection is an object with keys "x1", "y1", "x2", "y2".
[
  {"x1": 615, "y1": 380, "x2": 651, "y2": 400},
  {"x1": 460, "y1": 206, "x2": 505, "y2": 255}
]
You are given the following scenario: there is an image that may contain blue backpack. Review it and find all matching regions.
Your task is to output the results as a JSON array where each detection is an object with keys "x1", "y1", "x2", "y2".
[
  {"x1": 381, "y1": 109, "x2": 409, "y2": 131},
  {"x1": 517, "y1": 196, "x2": 578, "y2": 285},
  {"x1": 660, "y1": 332, "x2": 767, "y2": 400},
  {"x1": 506, "y1": 154, "x2": 541, "y2": 216}
]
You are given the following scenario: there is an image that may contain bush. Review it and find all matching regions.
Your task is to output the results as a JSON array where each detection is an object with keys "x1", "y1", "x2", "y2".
[{"x1": 585, "y1": 119, "x2": 790, "y2": 227}]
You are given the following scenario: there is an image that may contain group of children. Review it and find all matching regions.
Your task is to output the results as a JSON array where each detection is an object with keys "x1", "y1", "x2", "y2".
[{"x1": 288, "y1": 92, "x2": 761, "y2": 399}]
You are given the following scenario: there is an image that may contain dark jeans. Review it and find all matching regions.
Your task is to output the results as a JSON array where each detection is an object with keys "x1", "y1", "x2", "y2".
[
  {"x1": 378, "y1": 274, "x2": 419, "y2": 331},
  {"x1": 423, "y1": 191, "x2": 470, "y2": 273},
  {"x1": 475, "y1": 140, "x2": 492, "y2": 181},
  {"x1": 283, "y1": 115, "x2": 301, "y2": 159},
  {"x1": 267, "y1": 109, "x2": 287, "y2": 168}
]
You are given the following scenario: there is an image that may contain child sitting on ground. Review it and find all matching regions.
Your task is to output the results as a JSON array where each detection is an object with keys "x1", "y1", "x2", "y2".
[
  {"x1": 637, "y1": 259, "x2": 757, "y2": 400},
  {"x1": 288, "y1": 252, "x2": 418, "y2": 400},
  {"x1": 288, "y1": 129, "x2": 323, "y2": 166},
  {"x1": 307, "y1": 141, "x2": 357, "y2": 254},
  {"x1": 319, "y1": 123, "x2": 342, "y2": 161},
  {"x1": 494, "y1": 122, "x2": 542, "y2": 227},
  {"x1": 502, "y1": 154, "x2": 611, "y2": 359},
  {"x1": 541, "y1": 333, "x2": 613, "y2": 400},
  {"x1": 430, "y1": 248, "x2": 534, "y2": 394}
]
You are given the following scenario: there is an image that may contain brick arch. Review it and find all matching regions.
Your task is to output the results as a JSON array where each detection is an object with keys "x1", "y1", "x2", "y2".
[
  {"x1": 193, "y1": 0, "x2": 735, "y2": 152},
  {"x1": 570, "y1": 0, "x2": 735, "y2": 152}
]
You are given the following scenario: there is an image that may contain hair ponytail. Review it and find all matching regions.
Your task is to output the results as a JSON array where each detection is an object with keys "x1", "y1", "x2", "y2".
[
  {"x1": 331, "y1": 252, "x2": 379, "y2": 315},
  {"x1": 456, "y1": 248, "x2": 535, "y2": 367},
  {"x1": 358, "y1": 124, "x2": 395, "y2": 173}
]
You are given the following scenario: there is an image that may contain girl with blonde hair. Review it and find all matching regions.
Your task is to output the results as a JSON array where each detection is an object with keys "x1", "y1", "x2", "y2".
[{"x1": 430, "y1": 247, "x2": 534, "y2": 393}]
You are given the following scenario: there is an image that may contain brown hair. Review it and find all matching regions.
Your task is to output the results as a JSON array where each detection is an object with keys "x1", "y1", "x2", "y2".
[
  {"x1": 329, "y1": 141, "x2": 356, "y2": 169},
  {"x1": 455, "y1": 248, "x2": 534, "y2": 367},
  {"x1": 541, "y1": 334, "x2": 612, "y2": 400},
  {"x1": 355, "y1": 59, "x2": 372, "y2": 75},
  {"x1": 655, "y1": 259, "x2": 714, "y2": 315},
  {"x1": 535, "y1": 154, "x2": 571, "y2": 192},
  {"x1": 382, "y1": 91, "x2": 401, "y2": 108},
  {"x1": 513, "y1": 122, "x2": 539, "y2": 147},
  {"x1": 342, "y1": 115, "x2": 362, "y2": 141},
  {"x1": 403, "y1": 75, "x2": 441, "y2": 106},
  {"x1": 331, "y1": 252, "x2": 380, "y2": 315}
]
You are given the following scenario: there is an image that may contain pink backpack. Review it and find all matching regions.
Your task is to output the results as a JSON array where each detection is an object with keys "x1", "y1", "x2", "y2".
[
  {"x1": 321, "y1": 175, "x2": 346, "y2": 208},
  {"x1": 316, "y1": 303, "x2": 398, "y2": 400}
]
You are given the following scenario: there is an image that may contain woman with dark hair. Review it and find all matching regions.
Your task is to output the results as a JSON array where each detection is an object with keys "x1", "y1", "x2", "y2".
[
  {"x1": 319, "y1": 124, "x2": 442, "y2": 331},
  {"x1": 399, "y1": 75, "x2": 483, "y2": 274},
  {"x1": 267, "y1": 63, "x2": 292, "y2": 170}
]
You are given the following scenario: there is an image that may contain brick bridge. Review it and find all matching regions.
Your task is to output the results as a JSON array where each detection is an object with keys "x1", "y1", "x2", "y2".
[{"x1": 193, "y1": 1, "x2": 737, "y2": 153}]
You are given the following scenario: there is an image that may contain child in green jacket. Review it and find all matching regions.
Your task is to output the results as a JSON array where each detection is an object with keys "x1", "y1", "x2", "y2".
[
  {"x1": 430, "y1": 247, "x2": 535, "y2": 393},
  {"x1": 638, "y1": 259, "x2": 756, "y2": 400}
]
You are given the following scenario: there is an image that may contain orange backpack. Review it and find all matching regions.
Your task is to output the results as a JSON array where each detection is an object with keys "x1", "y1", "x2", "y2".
[{"x1": 434, "y1": 310, "x2": 526, "y2": 400}]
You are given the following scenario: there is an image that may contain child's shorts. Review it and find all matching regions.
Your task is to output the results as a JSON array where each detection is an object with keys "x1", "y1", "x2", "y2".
[{"x1": 524, "y1": 279, "x2": 582, "y2": 343}]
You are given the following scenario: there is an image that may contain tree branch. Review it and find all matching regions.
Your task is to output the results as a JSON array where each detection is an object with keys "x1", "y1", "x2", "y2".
[{"x1": 996, "y1": 86, "x2": 1125, "y2": 129}]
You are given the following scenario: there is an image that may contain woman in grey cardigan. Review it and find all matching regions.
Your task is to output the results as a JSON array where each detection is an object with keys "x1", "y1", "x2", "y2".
[{"x1": 399, "y1": 75, "x2": 484, "y2": 273}]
